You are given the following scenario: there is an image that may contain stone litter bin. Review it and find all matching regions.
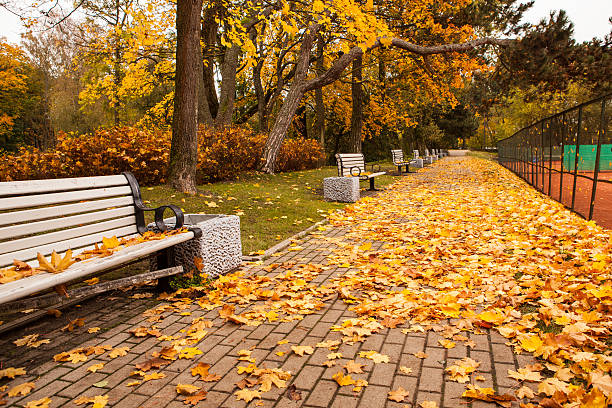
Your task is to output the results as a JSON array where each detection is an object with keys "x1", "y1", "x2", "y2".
[
  {"x1": 323, "y1": 176, "x2": 360, "y2": 203},
  {"x1": 149, "y1": 214, "x2": 242, "y2": 279}
]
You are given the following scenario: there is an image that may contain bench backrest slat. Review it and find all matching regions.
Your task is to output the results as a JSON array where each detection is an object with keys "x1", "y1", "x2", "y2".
[
  {"x1": 391, "y1": 149, "x2": 404, "y2": 164},
  {"x1": 0, "y1": 206, "x2": 136, "y2": 240},
  {"x1": 0, "y1": 225, "x2": 139, "y2": 268},
  {"x1": 0, "y1": 215, "x2": 137, "y2": 255},
  {"x1": 0, "y1": 186, "x2": 133, "y2": 211},
  {"x1": 0, "y1": 175, "x2": 129, "y2": 196},
  {"x1": 0, "y1": 196, "x2": 135, "y2": 227},
  {"x1": 0, "y1": 174, "x2": 141, "y2": 268},
  {"x1": 336, "y1": 153, "x2": 366, "y2": 177}
]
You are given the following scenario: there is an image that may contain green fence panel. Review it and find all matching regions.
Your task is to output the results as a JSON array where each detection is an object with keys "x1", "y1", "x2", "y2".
[{"x1": 563, "y1": 145, "x2": 612, "y2": 171}]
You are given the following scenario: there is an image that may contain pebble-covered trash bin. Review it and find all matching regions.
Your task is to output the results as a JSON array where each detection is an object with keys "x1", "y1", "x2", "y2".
[
  {"x1": 323, "y1": 176, "x2": 360, "y2": 203},
  {"x1": 149, "y1": 214, "x2": 242, "y2": 279}
]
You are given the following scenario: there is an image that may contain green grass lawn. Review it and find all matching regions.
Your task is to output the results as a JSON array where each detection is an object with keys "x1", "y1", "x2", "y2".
[
  {"x1": 141, "y1": 164, "x2": 401, "y2": 255},
  {"x1": 467, "y1": 150, "x2": 498, "y2": 160}
]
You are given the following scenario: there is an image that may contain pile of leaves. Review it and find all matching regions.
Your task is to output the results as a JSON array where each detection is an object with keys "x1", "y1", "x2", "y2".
[{"x1": 0, "y1": 126, "x2": 324, "y2": 185}]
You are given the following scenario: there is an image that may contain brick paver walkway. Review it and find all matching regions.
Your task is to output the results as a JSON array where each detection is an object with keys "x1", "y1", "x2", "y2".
[{"x1": 3, "y1": 156, "x2": 591, "y2": 408}]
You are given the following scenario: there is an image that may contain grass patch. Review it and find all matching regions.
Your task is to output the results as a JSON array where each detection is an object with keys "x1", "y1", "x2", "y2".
[
  {"x1": 141, "y1": 164, "x2": 400, "y2": 254},
  {"x1": 467, "y1": 151, "x2": 497, "y2": 161}
]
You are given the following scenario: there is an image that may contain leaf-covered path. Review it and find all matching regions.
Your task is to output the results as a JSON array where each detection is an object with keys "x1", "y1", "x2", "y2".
[{"x1": 2, "y1": 157, "x2": 611, "y2": 408}]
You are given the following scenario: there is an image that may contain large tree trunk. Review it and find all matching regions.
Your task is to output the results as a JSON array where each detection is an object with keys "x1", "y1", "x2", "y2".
[
  {"x1": 168, "y1": 0, "x2": 203, "y2": 193},
  {"x1": 253, "y1": 59, "x2": 268, "y2": 132},
  {"x1": 349, "y1": 53, "x2": 363, "y2": 153},
  {"x1": 261, "y1": 24, "x2": 319, "y2": 174},
  {"x1": 314, "y1": 34, "x2": 325, "y2": 147},
  {"x1": 214, "y1": 45, "x2": 240, "y2": 128},
  {"x1": 198, "y1": 5, "x2": 219, "y2": 124}
]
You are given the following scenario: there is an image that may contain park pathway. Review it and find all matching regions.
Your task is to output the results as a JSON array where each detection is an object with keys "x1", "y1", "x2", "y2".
[{"x1": 2, "y1": 157, "x2": 610, "y2": 408}]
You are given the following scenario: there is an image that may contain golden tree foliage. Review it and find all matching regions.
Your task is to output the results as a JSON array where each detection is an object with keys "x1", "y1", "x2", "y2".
[
  {"x1": 77, "y1": 0, "x2": 175, "y2": 122},
  {"x1": 0, "y1": 40, "x2": 29, "y2": 139}
]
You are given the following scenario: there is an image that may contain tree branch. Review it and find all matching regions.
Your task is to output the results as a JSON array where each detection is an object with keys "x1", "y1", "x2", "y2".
[{"x1": 302, "y1": 36, "x2": 513, "y2": 92}]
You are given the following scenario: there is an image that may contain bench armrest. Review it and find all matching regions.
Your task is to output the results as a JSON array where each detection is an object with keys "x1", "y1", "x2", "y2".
[
  {"x1": 349, "y1": 166, "x2": 362, "y2": 177},
  {"x1": 122, "y1": 171, "x2": 185, "y2": 234}
]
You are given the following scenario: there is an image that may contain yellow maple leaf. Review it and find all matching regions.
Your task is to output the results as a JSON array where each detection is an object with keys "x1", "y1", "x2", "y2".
[
  {"x1": 388, "y1": 387, "x2": 410, "y2": 402},
  {"x1": 88, "y1": 363, "x2": 104, "y2": 373},
  {"x1": 176, "y1": 383, "x2": 200, "y2": 395},
  {"x1": 520, "y1": 335, "x2": 543, "y2": 353},
  {"x1": 291, "y1": 345, "x2": 314, "y2": 356},
  {"x1": 102, "y1": 236, "x2": 120, "y2": 249},
  {"x1": 234, "y1": 388, "x2": 262, "y2": 402},
  {"x1": 438, "y1": 339, "x2": 456, "y2": 349},
  {"x1": 108, "y1": 347, "x2": 129, "y2": 358},
  {"x1": 332, "y1": 371, "x2": 355, "y2": 386},
  {"x1": 8, "y1": 382, "x2": 35, "y2": 397},
  {"x1": 25, "y1": 397, "x2": 52, "y2": 408}
]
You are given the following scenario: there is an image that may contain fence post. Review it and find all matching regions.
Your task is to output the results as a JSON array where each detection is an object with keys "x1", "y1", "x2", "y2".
[
  {"x1": 571, "y1": 106, "x2": 582, "y2": 211},
  {"x1": 588, "y1": 98, "x2": 606, "y2": 220},
  {"x1": 548, "y1": 120, "x2": 553, "y2": 196},
  {"x1": 559, "y1": 113, "x2": 565, "y2": 202}
]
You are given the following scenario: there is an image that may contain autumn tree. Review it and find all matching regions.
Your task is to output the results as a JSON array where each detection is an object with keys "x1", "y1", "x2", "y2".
[{"x1": 0, "y1": 39, "x2": 54, "y2": 150}]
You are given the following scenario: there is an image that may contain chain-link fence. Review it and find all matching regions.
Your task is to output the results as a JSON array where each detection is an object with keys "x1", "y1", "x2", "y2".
[{"x1": 497, "y1": 94, "x2": 611, "y2": 229}]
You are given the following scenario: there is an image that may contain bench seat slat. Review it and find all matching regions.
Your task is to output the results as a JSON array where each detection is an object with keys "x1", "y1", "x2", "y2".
[
  {"x1": 0, "y1": 215, "x2": 137, "y2": 259},
  {"x1": 0, "y1": 175, "x2": 128, "y2": 197},
  {"x1": 0, "y1": 206, "x2": 136, "y2": 240},
  {"x1": 361, "y1": 172, "x2": 386, "y2": 179},
  {"x1": 0, "y1": 224, "x2": 139, "y2": 267},
  {"x1": 0, "y1": 231, "x2": 194, "y2": 304},
  {"x1": 0, "y1": 196, "x2": 135, "y2": 227},
  {"x1": 0, "y1": 186, "x2": 133, "y2": 211}
]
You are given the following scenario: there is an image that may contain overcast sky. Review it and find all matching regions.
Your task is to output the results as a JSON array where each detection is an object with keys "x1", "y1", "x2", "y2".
[{"x1": 0, "y1": 0, "x2": 610, "y2": 44}]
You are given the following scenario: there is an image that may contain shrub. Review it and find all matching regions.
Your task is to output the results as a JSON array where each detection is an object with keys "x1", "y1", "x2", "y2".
[{"x1": 0, "y1": 126, "x2": 325, "y2": 185}]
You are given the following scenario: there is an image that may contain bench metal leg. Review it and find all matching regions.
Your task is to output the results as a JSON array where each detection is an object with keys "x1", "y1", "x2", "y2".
[
  {"x1": 155, "y1": 248, "x2": 173, "y2": 292},
  {"x1": 368, "y1": 178, "x2": 378, "y2": 191}
]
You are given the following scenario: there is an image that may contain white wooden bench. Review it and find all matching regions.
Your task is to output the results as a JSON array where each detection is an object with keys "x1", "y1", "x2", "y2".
[
  {"x1": 414, "y1": 150, "x2": 433, "y2": 165},
  {"x1": 391, "y1": 149, "x2": 417, "y2": 174},
  {"x1": 335, "y1": 153, "x2": 386, "y2": 191},
  {"x1": 0, "y1": 172, "x2": 201, "y2": 305},
  {"x1": 425, "y1": 148, "x2": 438, "y2": 162}
]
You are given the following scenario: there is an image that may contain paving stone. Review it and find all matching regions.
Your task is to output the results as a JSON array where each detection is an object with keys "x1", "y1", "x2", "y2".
[
  {"x1": 361, "y1": 334, "x2": 384, "y2": 351},
  {"x1": 417, "y1": 367, "x2": 443, "y2": 392},
  {"x1": 369, "y1": 363, "x2": 396, "y2": 386},
  {"x1": 304, "y1": 380, "x2": 337, "y2": 407},
  {"x1": 14, "y1": 380, "x2": 71, "y2": 405},
  {"x1": 386, "y1": 329, "x2": 405, "y2": 344},
  {"x1": 469, "y1": 333, "x2": 490, "y2": 351},
  {"x1": 293, "y1": 365, "x2": 324, "y2": 390},
  {"x1": 57, "y1": 372, "x2": 108, "y2": 398},
  {"x1": 422, "y1": 347, "x2": 445, "y2": 368},
  {"x1": 403, "y1": 336, "x2": 426, "y2": 354},
  {"x1": 248, "y1": 324, "x2": 276, "y2": 340},
  {"x1": 469, "y1": 350, "x2": 492, "y2": 372},
  {"x1": 380, "y1": 343, "x2": 402, "y2": 364},
  {"x1": 357, "y1": 384, "x2": 389, "y2": 407},
  {"x1": 330, "y1": 394, "x2": 360, "y2": 408},
  {"x1": 443, "y1": 380, "x2": 467, "y2": 407},
  {"x1": 416, "y1": 391, "x2": 442, "y2": 408},
  {"x1": 495, "y1": 362, "x2": 518, "y2": 388},
  {"x1": 491, "y1": 343, "x2": 515, "y2": 364}
]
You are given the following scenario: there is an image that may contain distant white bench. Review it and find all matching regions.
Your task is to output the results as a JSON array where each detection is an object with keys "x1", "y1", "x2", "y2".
[
  {"x1": 0, "y1": 172, "x2": 200, "y2": 305},
  {"x1": 335, "y1": 153, "x2": 386, "y2": 191},
  {"x1": 413, "y1": 150, "x2": 432, "y2": 165},
  {"x1": 391, "y1": 149, "x2": 417, "y2": 174}
]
